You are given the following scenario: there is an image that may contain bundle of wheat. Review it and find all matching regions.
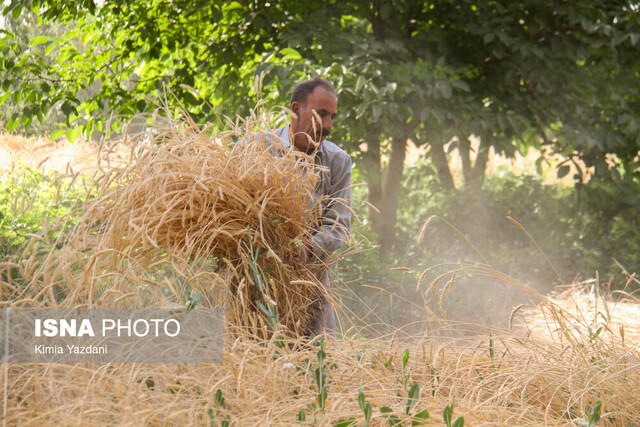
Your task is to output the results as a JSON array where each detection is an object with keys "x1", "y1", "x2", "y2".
[{"x1": 1, "y1": 107, "x2": 331, "y2": 338}]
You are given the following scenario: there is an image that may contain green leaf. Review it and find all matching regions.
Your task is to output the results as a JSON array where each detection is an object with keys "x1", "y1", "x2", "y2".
[
  {"x1": 412, "y1": 409, "x2": 430, "y2": 425},
  {"x1": 30, "y1": 36, "x2": 51, "y2": 46},
  {"x1": 402, "y1": 349, "x2": 409, "y2": 371},
  {"x1": 9, "y1": 1, "x2": 22, "y2": 19},
  {"x1": 66, "y1": 127, "x2": 79, "y2": 143},
  {"x1": 0, "y1": 29, "x2": 15, "y2": 40},
  {"x1": 369, "y1": 82, "x2": 379, "y2": 96},
  {"x1": 443, "y1": 401, "x2": 454, "y2": 427},
  {"x1": 435, "y1": 80, "x2": 452, "y2": 99},
  {"x1": 358, "y1": 388, "x2": 366, "y2": 411},
  {"x1": 380, "y1": 406, "x2": 393, "y2": 414},
  {"x1": 406, "y1": 384, "x2": 419, "y2": 414},
  {"x1": 372, "y1": 104, "x2": 381, "y2": 121},
  {"x1": 22, "y1": 115, "x2": 32, "y2": 129},
  {"x1": 388, "y1": 415, "x2": 402, "y2": 427},
  {"x1": 61, "y1": 101, "x2": 76, "y2": 117},
  {"x1": 225, "y1": 1, "x2": 244, "y2": 11},
  {"x1": 298, "y1": 410, "x2": 306, "y2": 422},
  {"x1": 255, "y1": 300, "x2": 270, "y2": 317},
  {"x1": 0, "y1": 92, "x2": 9, "y2": 106},
  {"x1": 333, "y1": 418, "x2": 357, "y2": 427},
  {"x1": 384, "y1": 357, "x2": 393, "y2": 369},
  {"x1": 144, "y1": 377, "x2": 155, "y2": 389},
  {"x1": 6, "y1": 118, "x2": 18, "y2": 132},
  {"x1": 207, "y1": 407, "x2": 214, "y2": 425},
  {"x1": 3, "y1": 0, "x2": 21, "y2": 15},
  {"x1": 355, "y1": 101, "x2": 371, "y2": 120},
  {"x1": 557, "y1": 165, "x2": 570, "y2": 179},
  {"x1": 317, "y1": 387, "x2": 327, "y2": 411},
  {"x1": 215, "y1": 389, "x2": 225, "y2": 407},
  {"x1": 587, "y1": 400, "x2": 602, "y2": 427},
  {"x1": 82, "y1": 31, "x2": 91, "y2": 46},
  {"x1": 280, "y1": 47, "x2": 301, "y2": 61},
  {"x1": 453, "y1": 417, "x2": 465, "y2": 427},
  {"x1": 355, "y1": 75, "x2": 365, "y2": 92},
  {"x1": 450, "y1": 80, "x2": 470, "y2": 92}
]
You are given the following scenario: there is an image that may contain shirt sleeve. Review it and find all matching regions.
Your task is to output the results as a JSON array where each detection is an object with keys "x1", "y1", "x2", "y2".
[{"x1": 309, "y1": 153, "x2": 352, "y2": 259}]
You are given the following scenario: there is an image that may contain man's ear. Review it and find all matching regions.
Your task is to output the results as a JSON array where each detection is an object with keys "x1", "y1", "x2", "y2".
[{"x1": 291, "y1": 101, "x2": 301, "y2": 119}]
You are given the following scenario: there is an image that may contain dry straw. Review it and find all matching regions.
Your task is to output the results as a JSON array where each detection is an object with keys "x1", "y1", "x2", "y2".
[
  {"x1": 1, "y1": 101, "x2": 335, "y2": 338},
  {"x1": 3, "y1": 283, "x2": 640, "y2": 425}
]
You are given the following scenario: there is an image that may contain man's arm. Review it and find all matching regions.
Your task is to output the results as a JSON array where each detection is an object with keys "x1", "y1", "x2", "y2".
[{"x1": 309, "y1": 153, "x2": 352, "y2": 259}]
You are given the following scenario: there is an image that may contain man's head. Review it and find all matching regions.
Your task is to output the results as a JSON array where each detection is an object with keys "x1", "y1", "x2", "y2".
[{"x1": 289, "y1": 77, "x2": 337, "y2": 153}]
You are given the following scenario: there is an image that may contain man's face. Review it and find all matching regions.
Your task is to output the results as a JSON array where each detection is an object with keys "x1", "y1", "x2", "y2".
[{"x1": 291, "y1": 86, "x2": 338, "y2": 153}]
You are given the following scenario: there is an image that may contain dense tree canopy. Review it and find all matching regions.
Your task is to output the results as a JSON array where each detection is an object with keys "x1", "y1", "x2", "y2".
[{"x1": 1, "y1": 0, "x2": 639, "y2": 250}]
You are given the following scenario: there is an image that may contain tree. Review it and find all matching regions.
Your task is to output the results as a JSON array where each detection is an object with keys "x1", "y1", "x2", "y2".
[
  {"x1": 0, "y1": 5, "x2": 70, "y2": 135},
  {"x1": 2, "y1": 0, "x2": 639, "y2": 252}
]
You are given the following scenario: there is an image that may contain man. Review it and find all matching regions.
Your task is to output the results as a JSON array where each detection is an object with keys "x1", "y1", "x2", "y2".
[{"x1": 269, "y1": 77, "x2": 352, "y2": 338}]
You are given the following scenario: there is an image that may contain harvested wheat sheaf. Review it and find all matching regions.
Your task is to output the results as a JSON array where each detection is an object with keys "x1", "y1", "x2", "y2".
[{"x1": 1, "y1": 108, "x2": 330, "y2": 337}]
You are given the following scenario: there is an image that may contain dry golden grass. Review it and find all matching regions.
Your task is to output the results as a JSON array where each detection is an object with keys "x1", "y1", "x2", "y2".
[
  {"x1": 2, "y1": 104, "x2": 639, "y2": 425},
  {"x1": 3, "y1": 282, "x2": 639, "y2": 425}
]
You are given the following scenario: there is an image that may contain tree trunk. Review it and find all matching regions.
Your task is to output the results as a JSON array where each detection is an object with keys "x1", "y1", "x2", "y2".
[
  {"x1": 378, "y1": 136, "x2": 407, "y2": 252},
  {"x1": 431, "y1": 140, "x2": 455, "y2": 190},
  {"x1": 470, "y1": 134, "x2": 491, "y2": 185},
  {"x1": 366, "y1": 137, "x2": 407, "y2": 253},
  {"x1": 366, "y1": 136, "x2": 383, "y2": 227},
  {"x1": 458, "y1": 137, "x2": 473, "y2": 186}
]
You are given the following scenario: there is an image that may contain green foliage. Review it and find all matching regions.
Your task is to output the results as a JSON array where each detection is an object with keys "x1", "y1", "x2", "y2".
[
  {"x1": 574, "y1": 400, "x2": 602, "y2": 427},
  {"x1": 358, "y1": 388, "x2": 372, "y2": 426},
  {"x1": 314, "y1": 341, "x2": 328, "y2": 412},
  {"x1": 246, "y1": 227, "x2": 280, "y2": 334},
  {"x1": 401, "y1": 349, "x2": 410, "y2": 393},
  {"x1": 333, "y1": 418, "x2": 357, "y2": 427},
  {"x1": 373, "y1": 349, "x2": 430, "y2": 425},
  {"x1": 0, "y1": 164, "x2": 82, "y2": 257},
  {"x1": 0, "y1": 10, "x2": 70, "y2": 136},
  {"x1": 301, "y1": 340, "x2": 330, "y2": 423},
  {"x1": 3, "y1": 0, "x2": 640, "y2": 254},
  {"x1": 1, "y1": 0, "x2": 312, "y2": 139},
  {"x1": 380, "y1": 406, "x2": 402, "y2": 427},
  {"x1": 443, "y1": 399, "x2": 464, "y2": 427},
  {"x1": 182, "y1": 288, "x2": 201, "y2": 311},
  {"x1": 208, "y1": 389, "x2": 230, "y2": 427},
  {"x1": 587, "y1": 401, "x2": 602, "y2": 427}
]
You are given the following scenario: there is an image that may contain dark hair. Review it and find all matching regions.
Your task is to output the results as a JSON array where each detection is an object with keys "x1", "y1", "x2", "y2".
[{"x1": 290, "y1": 77, "x2": 335, "y2": 106}]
